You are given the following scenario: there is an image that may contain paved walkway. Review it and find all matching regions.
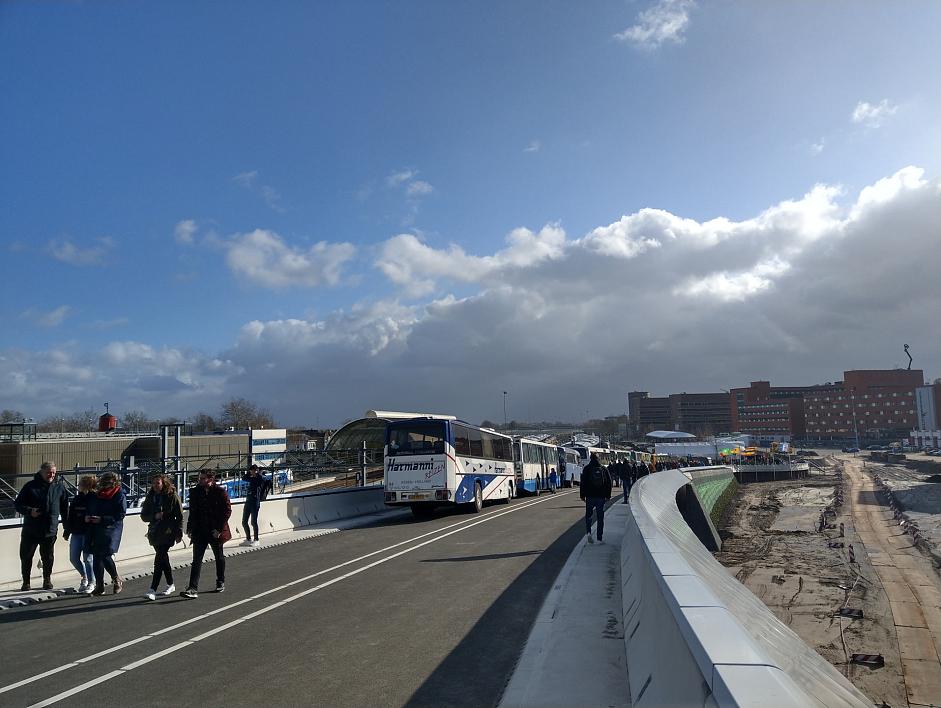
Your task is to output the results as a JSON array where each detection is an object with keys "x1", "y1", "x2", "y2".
[{"x1": 500, "y1": 500, "x2": 631, "y2": 708}]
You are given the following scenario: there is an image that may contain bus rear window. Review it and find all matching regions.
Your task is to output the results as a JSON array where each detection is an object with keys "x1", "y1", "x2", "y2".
[{"x1": 386, "y1": 421, "x2": 447, "y2": 455}]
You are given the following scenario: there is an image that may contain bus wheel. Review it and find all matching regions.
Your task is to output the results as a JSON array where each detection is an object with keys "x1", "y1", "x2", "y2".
[{"x1": 470, "y1": 482, "x2": 483, "y2": 513}]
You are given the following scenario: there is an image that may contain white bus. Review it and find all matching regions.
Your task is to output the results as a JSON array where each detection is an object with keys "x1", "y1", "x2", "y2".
[
  {"x1": 514, "y1": 437, "x2": 561, "y2": 495},
  {"x1": 558, "y1": 445, "x2": 583, "y2": 487},
  {"x1": 384, "y1": 417, "x2": 514, "y2": 517}
]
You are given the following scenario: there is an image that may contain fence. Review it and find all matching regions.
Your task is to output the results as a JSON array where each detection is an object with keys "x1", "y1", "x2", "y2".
[{"x1": 0, "y1": 445, "x2": 385, "y2": 518}]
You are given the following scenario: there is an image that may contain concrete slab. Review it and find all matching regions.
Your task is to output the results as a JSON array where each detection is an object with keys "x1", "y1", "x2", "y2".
[
  {"x1": 902, "y1": 658, "x2": 941, "y2": 707},
  {"x1": 875, "y1": 565, "x2": 906, "y2": 584},
  {"x1": 897, "y1": 626, "x2": 939, "y2": 661},
  {"x1": 883, "y1": 580, "x2": 919, "y2": 604},
  {"x1": 891, "y1": 601, "x2": 928, "y2": 628}
]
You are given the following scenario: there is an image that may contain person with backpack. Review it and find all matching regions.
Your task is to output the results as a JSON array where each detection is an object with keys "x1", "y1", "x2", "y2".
[
  {"x1": 140, "y1": 474, "x2": 184, "y2": 601},
  {"x1": 579, "y1": 452, "x2": 612, "y2": 544},
  {"x1": 14, "y1": 461, "x2": 69, "y2": 591},
  {"x1": 240, "y1": 464, "x2": 272, "y2": 547},
  {"x1": 180, "y1": 470, "x2": 232, "y2": 599}
]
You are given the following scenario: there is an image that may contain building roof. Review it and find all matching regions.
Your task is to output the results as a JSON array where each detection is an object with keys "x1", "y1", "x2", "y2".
[{"x1": 645, "y1": 430, "x2": 697, "y2": 440}]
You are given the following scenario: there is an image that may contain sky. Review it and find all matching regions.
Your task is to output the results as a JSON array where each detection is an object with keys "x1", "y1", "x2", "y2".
[{"x1": 1, "y1": 0, "x2": 940, "y2": 427}]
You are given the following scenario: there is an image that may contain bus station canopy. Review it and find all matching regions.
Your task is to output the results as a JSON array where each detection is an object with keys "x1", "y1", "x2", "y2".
[{"x1": 645, "y1": 430, "x2": 697, "y2": 440}]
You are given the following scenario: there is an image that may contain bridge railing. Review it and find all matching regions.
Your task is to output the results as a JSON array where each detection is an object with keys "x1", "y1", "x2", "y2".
[{"x1": 621, "y1": 466, "x2": 870, "y2": 707}]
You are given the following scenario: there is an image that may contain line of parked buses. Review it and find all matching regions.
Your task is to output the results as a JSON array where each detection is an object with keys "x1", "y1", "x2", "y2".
[{"x1": 382, "y1": 415, "x2": 665, "y2": 518}]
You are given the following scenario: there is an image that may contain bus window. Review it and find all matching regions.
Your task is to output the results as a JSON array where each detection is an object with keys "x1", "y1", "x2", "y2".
[
  {"x1": 452, "y1": 424, "x2": 471, "y2": 456},
  {"x1": 468, "y1": 428, "x2": 483, "y2": 456},
  {"x1": 386, "y1": 420, "x2": 447, "y2": 456}
]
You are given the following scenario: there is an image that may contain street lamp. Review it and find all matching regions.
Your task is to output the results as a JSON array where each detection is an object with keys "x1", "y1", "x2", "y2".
[
  {"x1": 851, "y1": 387, "x2": 860, "y2": 453},
  {"x1": 503, "y1": 391, "x2": 508, "y2": 430}
]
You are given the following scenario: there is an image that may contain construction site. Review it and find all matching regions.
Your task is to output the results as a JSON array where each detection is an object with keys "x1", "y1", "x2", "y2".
[{"x1": 715, "y1": 451, "x2": 941, "y2": 707}]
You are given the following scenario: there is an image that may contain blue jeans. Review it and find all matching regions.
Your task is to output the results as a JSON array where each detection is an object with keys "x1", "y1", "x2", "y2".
[
  {"x1": 242, "y1": 501, "x2": 260, "y2": 541},
  {"x1": 585, "y1": 498, "x2": 606, "y2": 541},
  {"x1": 622, "y1": 481, "x2": 631, "y2": 503},
  {"x1": 69, "y1": 534, "x2": 93, "y2": 581}
]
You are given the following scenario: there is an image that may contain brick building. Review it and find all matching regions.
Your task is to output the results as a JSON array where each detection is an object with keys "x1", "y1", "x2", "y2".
[
  {"x1": 730, "y1": 381, "x2": 841, "y2": 442},
  {"x1": 804, "y1": 369, "x2": 924, "y2": 442}
]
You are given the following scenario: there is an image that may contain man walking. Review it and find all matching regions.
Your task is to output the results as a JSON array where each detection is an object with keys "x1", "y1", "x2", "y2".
[
  {"x1": 14, "y1": 462, "x2": 68, "y2": 591},
  {"x1": 579, "y1": 452, "x2": 612, "y2": 544},
  {"x1": 240, "y1": 464, "x2": 271, "y2": 547},
  {"x1": 619, "y1": 460, "x2": 632, "y2": 504},
  {"x1": 181, "y1": 470, "x2": 232, "y2": 599}
]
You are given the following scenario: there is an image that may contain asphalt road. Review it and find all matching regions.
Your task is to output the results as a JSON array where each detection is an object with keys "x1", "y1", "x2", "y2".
[{"x1": 0, "y1": 491, "x2": 586, "y2": 708}]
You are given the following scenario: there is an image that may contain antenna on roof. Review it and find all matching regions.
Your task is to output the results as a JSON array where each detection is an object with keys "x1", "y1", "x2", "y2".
[{"x1": 904, "y1": 344, "x2": 912, "y2": 370}]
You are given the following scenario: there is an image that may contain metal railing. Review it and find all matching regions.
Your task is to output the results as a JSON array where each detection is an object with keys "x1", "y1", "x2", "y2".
[{"x1": 0, "y1": 445, "x2": 385, "y2": 518}]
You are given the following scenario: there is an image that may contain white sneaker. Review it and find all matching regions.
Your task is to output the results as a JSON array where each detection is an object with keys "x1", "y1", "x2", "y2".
[
  {"x1": 144, "y1": 591, "x2": 157, "y2": 601},
  {"x1": 251, "y1": 540, "x2": 260, "y2": 547},
  {"x1": 240, "y1": 539, "x2": 253, "y2": 547},
  {"x1": 77, "y1": 579, "x2": 88, "y2": 593},
  {"x1": 597, "y1": 539, "x2": 605, "y2": 545},
  {"x1": 587, "y1": 533, "x2": 594, "y2": 544},
  {"x1": 161, "y1": 584, "x2": 176, "y2": 596},
  {"x1": 84, "y1": 583, "x2": 95, "y2": 594}
]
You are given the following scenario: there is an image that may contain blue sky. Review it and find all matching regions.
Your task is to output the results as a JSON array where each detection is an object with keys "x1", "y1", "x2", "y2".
[{"x1": 2, "y1": 1, "x2": 940, "y2": 426}]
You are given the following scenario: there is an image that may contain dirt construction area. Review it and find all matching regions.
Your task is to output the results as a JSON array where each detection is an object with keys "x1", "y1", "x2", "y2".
[{"x1": 715, "y1": 454, "x2": 941, "y2": 707}]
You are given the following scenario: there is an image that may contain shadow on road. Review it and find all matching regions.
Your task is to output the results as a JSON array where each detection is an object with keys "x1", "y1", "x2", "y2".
[
  {"x1": 421, "y1": 550, "x2": 543, "y2": 563},
  {"x1": 405, "y1": 517, "x2": 584, "y2": 708}
]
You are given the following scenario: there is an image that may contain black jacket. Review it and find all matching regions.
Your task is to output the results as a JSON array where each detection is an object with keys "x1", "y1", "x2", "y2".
[
  {"x1": 65, "y1": 491, "x2": 95, "y2": 538},
  {"x1": 242, "y1": 473, "x2": 272, "y2": 507},
  {"x1": 141, "y1": 489, "x2": 184, "y2": 547},
  {"x1": 580, "y1": 460, "x2": 612, "y2": 500},
  {"x1": 14, "y1": 472, "x2": 69, "y2": 539},
  {"x1": 187, "y1": 483, "x2": 232, "y2": 540}
]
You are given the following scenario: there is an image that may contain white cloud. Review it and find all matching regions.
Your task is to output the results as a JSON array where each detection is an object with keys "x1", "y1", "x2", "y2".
[
  {"x1": 45, "y1": 237, "x2": 113, "y2": 266},
  {"x1": 226, "y1": 229, "x2": 356, "y2": 288},
  {"x1": 615, "y1": 0, "x2": 695, "y2": 49},
  {"x1": 4, "y1": 167, "x2": 939, "y2": 426},
  {"x1": 376, "y1": 224, "x2": 566, "y2": 297},
  {"x1": 91, "y1": 317, "x2": 130, "y2": 330},
  {"x1": 524, "y1": 140, "x2": 541, "y2": 153},
  {"x1": 406, "y1": 180, "x2": 434, "y2": 197},
  {"x1": 233, "y1": 171, "x2": 286, "y2": 213},
  {"x1": 386, "y1": 170, "x2": 416, "y2": 187},
  {"x1": 174, "y1": 219, "x2": 198, "y2": 245},
  {"x1": 22, "y1": 305, "x2": 72, "y2": 328},
  {"x1": 810, "y1": 139, "x2": 825, "y2": 156},
  {"x1": 851, "y1": 99, "x2": 898, "y2": 128}
]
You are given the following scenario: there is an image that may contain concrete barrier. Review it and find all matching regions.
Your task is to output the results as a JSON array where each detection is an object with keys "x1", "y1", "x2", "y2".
[
  {"x1": 623, "y1": 467, "x2": 871, "y2": 707},
  {"x1": 0, "y1": 486, "x2": 386, "y2": 586}
]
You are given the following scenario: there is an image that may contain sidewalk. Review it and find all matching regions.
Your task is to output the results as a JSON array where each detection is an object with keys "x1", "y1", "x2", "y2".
[
  {"x1": 500, "y1": 501, "x2": 631, "y2": 708},
  {"x1": 0, "y1": 508, "x2": 405, "y2": 609}
]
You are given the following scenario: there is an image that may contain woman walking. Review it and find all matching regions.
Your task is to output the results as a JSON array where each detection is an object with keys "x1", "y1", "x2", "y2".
[
  {"x1": 63, "y1": 475, "x2": 97, "y2": 594},
  {"x1": 85, "y1": 472, "x2": 127, "y2": 596},
  {"x1": 140, "y1": 474, "x2": 184, "y2": 601}
]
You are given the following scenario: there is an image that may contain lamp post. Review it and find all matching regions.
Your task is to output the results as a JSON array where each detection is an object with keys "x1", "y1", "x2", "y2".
[
  {"x1": 851, "y1": 387, "x2": 860, "y2": 453},
  {"x1": 503, "y1": 391, "x2": 508, "y2": 431}
]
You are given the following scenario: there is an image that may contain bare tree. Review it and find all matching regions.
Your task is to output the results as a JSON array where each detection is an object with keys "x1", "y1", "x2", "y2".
[
  {"x1": 1, "y1": 409, "x2": 26, "y2": 423},
  {"x1": 190, "y1": 412, "x2": 219, "y2": 433},
  {"x1": 219, "y1": 398, "x2": 277, "y2": 429},
  {"x1": 121, "y1": 409, "x2": 157, "y2": 432}
]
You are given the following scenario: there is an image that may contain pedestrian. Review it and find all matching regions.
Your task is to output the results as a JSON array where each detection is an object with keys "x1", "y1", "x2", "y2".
[
  {"x1": 86, "y1": 472, "x2": 127, "y2": 596},
  {"x1": 240, "y1": 464, "x2": 271, "y2": 547},
  {"x1": 14, "y1": 461, "x2": 69, "y2": 591},
  {"x1": 619, "y1": 462, "x2": 632, "y2": 504},
  {"x1": 63, "y1": 475, "x2": 97, "y2": 594},
  {"x1": 181, "y1": 470, "x2": 232, "y2": 599},
  {"x1": 579, "y1": 452, "x2": 612, "y2": 544},
  {"x1": 140, "y1": 474, "x2": 184, "y2": 601}
]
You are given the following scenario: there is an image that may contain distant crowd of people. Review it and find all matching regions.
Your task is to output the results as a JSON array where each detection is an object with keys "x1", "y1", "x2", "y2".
[{"x1": 14, "y1": 462, "x2": 271, "y2": 600}]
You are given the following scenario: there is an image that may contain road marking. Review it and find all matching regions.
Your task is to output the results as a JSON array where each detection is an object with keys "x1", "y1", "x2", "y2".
[{"x1": 7, "y1": 492, "x2": 571, "y2": 704}]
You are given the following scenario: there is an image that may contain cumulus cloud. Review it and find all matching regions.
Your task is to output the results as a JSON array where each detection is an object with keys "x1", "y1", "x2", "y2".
[
  {"x1": 852, "y1": 99, "x2": 898, "y2": 128},
  {"x1": 46, "y1": 237, "x2": 113, "y2": 266},
  {"x1": 615, "y1": 0, "x2": 695, "y2": 49},
  {"x1": 810, "y1": 139, "x2": 825, "y2": 156},
  {"x1": 376, "y1": 224, "x2": 566, "y2": 297},
  {"x1": 524, "y1": 140, "x2": 541, "y2": 153},
  {"x1": 226, "y1": 229, "x2": 356, "y2": 288},
  {"x1": 4, "y1": 167, "x2": 939, "y2": 425},
  {"x1": 406, "y1": 180, "x2": 434, "y2": 197},
  {"x1": 174, "y1": 219, "x2": 198, "y2": 245}
]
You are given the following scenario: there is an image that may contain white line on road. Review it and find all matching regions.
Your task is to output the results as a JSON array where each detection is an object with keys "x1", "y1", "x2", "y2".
[{"x1": 9, "y1": 492, "x2": 572, "y2": 706}]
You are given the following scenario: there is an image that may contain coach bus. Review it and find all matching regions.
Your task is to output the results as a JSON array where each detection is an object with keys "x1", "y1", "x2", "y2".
[
  {"x1": 514, "y1": 437, "x2": 561, "y2": 495},
  {"x1": 384, "y1": 417, "x2": 514, "y2": 517}
]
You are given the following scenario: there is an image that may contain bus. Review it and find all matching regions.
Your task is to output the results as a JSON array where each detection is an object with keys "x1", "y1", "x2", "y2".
[
  {"x1": 514, "y1": 437, "x2": 561, "y2": 495},
  {"x1": 384, "y1": 417, "x2": 514, "y2": 517},
  {"x1": 557, "y1": 445, "x2": 582, "y2": 487}
]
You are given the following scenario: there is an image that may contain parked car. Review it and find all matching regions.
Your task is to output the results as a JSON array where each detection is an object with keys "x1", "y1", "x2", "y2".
[{"x1": 842, "y1": 447, "x2": 860, "y2": 453}]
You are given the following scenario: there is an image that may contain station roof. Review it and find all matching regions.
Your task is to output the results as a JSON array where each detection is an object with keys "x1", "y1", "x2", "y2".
[{"x1": 645, "y1": 430, "x2": 697, "y2": 440}]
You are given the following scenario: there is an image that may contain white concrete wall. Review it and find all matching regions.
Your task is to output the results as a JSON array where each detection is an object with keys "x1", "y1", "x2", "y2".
[
  {"x1": 622, "y1": 468, "x2": 871, "y2": 707},
  {"x1": 0, "y1": 487, "x2": 384, "y2": 586}
]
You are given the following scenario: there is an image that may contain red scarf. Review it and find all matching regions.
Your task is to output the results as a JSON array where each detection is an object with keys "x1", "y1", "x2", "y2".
[{"x1": 97, "y1": 485, "x2": 120, "y2": 499}]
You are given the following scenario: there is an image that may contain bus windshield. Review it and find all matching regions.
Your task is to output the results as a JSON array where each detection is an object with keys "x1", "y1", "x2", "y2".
[{"x1": 386, "y1": 420, "x2": 447, "y2": 456}]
